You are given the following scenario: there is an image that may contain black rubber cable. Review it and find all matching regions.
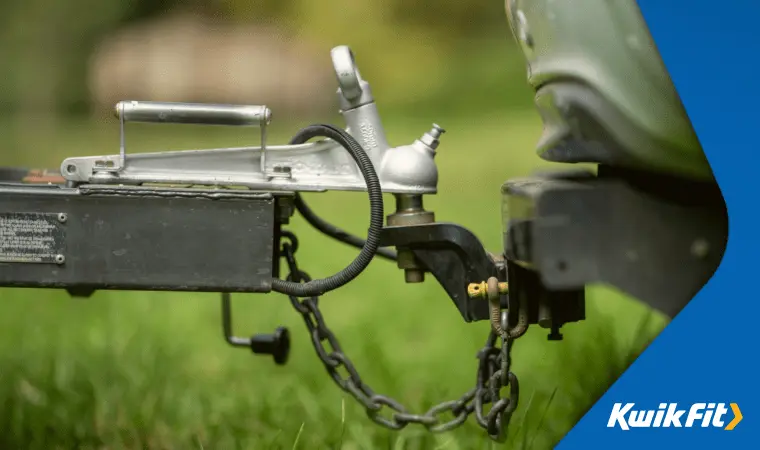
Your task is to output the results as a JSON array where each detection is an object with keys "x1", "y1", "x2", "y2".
[
  {"x1": 271, "y1": 124, "x2": 384, "y2": 297},
  {"x1": 294, "y1": 193, "x2": 398, "y2": 262}
]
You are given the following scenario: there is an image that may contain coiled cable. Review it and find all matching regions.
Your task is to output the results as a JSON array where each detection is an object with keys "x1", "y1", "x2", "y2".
[{"x1": 271, "y1": 124, "x2": 384, "y2": 297}]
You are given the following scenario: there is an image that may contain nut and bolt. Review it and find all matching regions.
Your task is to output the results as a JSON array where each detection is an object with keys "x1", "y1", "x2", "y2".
[
  {"x1": 397, "y1": 250, "x2": 425, "y2": 283},
  {"x1": 419, "y1": 124, "x2": 446, "y2": 151},
  {"x1": 277, "y1": 197, "x2": 295, "y2": 224},
  {"x1": 388, "y1": 194, "x2": 435, "y2": 284}
]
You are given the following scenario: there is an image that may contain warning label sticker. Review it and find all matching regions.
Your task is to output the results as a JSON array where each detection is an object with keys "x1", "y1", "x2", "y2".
[{"x1": 0, "y1": 213, "x2": 66, "y2": 264}]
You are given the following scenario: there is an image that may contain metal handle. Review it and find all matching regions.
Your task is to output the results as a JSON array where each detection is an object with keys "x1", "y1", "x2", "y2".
[
  {"x1": 114, "y1": 101, "x2": 272, "y2": 127},
  {"x1": 112, "y1": 101, "x2": 271, "y2": 176}
]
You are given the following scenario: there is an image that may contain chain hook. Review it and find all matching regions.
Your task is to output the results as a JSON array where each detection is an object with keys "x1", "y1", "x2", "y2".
[{"x1": 276, "y1": 229, "x2": 523, "y2": 441}]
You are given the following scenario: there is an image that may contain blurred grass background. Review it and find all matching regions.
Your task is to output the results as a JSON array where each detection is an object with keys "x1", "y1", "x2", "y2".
[{"x1": 0, "y1": 1, "x2": 667, "y2": 449}]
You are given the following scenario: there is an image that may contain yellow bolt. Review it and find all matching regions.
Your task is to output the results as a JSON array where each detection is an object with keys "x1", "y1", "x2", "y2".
[
  {"x1": 467, "y1": 281, "x2": 487, "y2": 298},
  {"x1": 467, "y1": 281, "x2": 508, "y2": 298}
]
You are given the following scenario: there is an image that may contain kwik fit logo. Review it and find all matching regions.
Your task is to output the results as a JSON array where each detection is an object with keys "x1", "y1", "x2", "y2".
[{"x1": 607, "y1": 403, "x2": 743, "y2": 430}]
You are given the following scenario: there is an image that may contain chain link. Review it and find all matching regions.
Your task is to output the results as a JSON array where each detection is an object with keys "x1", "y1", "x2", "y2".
[{"x1": 279, "y1": 231, "x2": 521, "y2": 441}]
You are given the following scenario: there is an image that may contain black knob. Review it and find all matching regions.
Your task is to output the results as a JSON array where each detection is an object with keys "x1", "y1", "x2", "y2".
[
  {"x1": 547, "y1": 325, "x2": 563, "y2": 341},
  {"x1": 250, "y1": 327, "x2": 291, "y2": 365}
]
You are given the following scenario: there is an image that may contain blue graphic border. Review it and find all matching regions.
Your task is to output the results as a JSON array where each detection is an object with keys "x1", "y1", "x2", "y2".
[{"x1": 559, "y1": 1, "x2": 760, "y2": 448}]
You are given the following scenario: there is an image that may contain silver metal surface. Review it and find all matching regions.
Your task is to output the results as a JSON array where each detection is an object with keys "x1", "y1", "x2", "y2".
[
  {"x1": 331, "y1": 46, "x2": 375, "y2": 111},
  {"x1": 113, "y1": 101, "x2": 272, "y2": 179},
  {"x1": 114, "y1": 101, "x2": 272, "y2": 126},
  {"x1": 59, "y1": 46, "x2": 441, "y2": 195},
  {"x1": 61, "y1": 139, "x2": 438, "y2": 193}
]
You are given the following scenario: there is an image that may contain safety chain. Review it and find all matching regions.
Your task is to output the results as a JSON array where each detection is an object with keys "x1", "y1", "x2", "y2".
[{"x1": 278, "y1": 230, "x2": 521, "y2": 441}]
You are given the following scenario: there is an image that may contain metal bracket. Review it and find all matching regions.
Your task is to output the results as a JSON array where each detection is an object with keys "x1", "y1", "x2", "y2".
[
  {"x1": 0, "y1": 183, "x2": 277, "y2": 294},
  {"x1": 379, "y1": 223, "x2": 498, "y2": 322},
  {"x1": 501, "y1": 168, "x2": 728, "y2": 318}
]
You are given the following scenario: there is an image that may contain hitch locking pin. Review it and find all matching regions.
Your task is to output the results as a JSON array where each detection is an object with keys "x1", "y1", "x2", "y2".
[
  {"x1": 468, "y1": 278, "x2": 509, "y2": 337},
  {"x1": 467, "y1": 280, "x2": 508, "y2": 298}
]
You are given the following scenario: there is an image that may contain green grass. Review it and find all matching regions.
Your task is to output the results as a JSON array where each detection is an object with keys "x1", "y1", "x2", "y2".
[{"x1": 0, "y1": 109, "x2": 667, "y2": 449}]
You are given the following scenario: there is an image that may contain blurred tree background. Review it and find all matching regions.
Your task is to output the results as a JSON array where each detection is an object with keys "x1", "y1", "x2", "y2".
[{"x1": 0, "y1": 0, "x2": 532, "y2": 119}]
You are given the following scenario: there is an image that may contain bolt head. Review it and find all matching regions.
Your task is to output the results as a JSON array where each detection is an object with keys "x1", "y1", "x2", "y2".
[{"x1": 404, "y1": 269, "x2": 425, "y2": 283}]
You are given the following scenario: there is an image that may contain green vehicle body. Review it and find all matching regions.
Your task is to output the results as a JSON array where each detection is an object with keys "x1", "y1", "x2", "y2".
[{"x1": 505, "y1": 0, "x2": 713, "y2": 181}]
